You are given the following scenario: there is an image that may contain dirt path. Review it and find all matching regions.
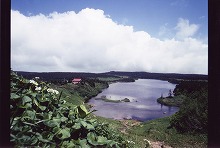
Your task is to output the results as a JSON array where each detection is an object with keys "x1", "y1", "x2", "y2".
[
  {"x1": 147, "y1": 140, "x2": 172, "y2": 148},
  {"x1": 118, "y1": 119, "x2": 141, "y2": 134},
  {"x1": 118, "y1": 119, "x2": 172, "y2": 148}
]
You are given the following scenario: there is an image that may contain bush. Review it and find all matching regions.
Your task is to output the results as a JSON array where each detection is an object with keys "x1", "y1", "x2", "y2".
[
  {"x1": 10, "y1": 71, "x2": 125, "y2": 147},
  {"x1": 173, "y1": 81, "x2": 207, "y2": 96},
  {"x1": 170, "y1": 87, "x2": 208, "y2": 133}
]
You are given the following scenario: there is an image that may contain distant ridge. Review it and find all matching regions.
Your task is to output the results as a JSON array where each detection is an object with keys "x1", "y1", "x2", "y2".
[
  {"x1": 103, "y1": 71, "x2": 207, "y2": 80},
  {"x1": 15, "y1": 71, "x2": 208, "y2": 82}
]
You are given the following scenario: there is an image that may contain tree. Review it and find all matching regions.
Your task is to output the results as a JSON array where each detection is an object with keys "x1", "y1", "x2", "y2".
[{"x1": 168, "y1": 89, "x2": 173, "y2": 98}]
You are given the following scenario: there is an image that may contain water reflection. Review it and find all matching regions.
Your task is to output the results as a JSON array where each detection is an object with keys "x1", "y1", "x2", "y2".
[{"x1": 88, "y1": 79, "x2": 179, "y2": 121}]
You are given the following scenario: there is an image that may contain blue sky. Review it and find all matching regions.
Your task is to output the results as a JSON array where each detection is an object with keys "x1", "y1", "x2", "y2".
[
  {"x1": 11, "y1": 0, "x2": 208, "y2": 74},
  {"x1": 11, "y1": 0, "x2": 207, "y2": 39}
]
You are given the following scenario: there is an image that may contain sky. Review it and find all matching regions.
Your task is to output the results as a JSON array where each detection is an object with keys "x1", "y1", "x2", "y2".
[{"x1": 11, "y1": 0, "x2": 208, "y2": 74}]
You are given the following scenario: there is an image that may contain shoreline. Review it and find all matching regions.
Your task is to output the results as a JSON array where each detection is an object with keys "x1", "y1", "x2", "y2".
[{"x1": 157, "y1": 95, "x2": 185, "y2": 107}]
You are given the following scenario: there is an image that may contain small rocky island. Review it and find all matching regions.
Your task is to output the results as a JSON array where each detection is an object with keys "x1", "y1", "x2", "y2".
[{"x1": 95, "y1": 96, "x2": 131, "y2": 103}]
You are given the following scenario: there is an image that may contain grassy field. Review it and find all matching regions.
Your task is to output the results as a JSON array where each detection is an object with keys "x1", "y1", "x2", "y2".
[
  {"x1": 50, "y1": 83, "x2": 84, "y2": 105},
  {"x1": 97, "y1": 77, "x2": 122, "y2": 82},
  {"x1": 50, "y1": 79, "x2": 108, "y2": 104},
  {"x1": 129, "y1": 117, "x2": 207, "y2": 147}
]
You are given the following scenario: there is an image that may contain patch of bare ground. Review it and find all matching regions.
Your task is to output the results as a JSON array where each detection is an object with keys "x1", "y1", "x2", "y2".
[
  {"x1": 118, "y1": 119, "x2": 173, "y2": 148},
  {"x1": 118, "y1": 119, "x2": 141, "y2": 134},
  {"x1": 147, "y1": 140, "x2": 172, "y2": 148}
]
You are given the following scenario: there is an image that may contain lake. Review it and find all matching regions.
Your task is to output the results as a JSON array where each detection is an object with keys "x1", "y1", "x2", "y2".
[{"x1": 88, "y1": 79, "x2": 179, "y2": 121}]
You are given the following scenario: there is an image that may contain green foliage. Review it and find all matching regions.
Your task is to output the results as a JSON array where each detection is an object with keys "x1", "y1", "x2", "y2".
[
  {"x1": 173, "y1": 80, "x2": 207, "y2": 96},
  {"x1": 170, "y1": 81, "x2": 208, "y2": 133},
  {"x1": 72, "y1": 79, "x2": 109, "y2": 102},
  {"x1": 157, "y1": 95, "x2": 185, "y2": 107},
  {"x1": 10, "y1": 71, "x2": 125, "y2": 147},
  {"x1": 128, "y1": 117, "x2": 207, "y2": 147}
]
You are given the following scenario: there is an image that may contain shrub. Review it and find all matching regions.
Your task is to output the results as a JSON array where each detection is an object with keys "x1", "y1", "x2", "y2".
[
  {"x1": 170, "y1": 87, "x2": 208, "y2": 133},
  {"x1": 10, "y1": 71, "x2": 124, "y2": 147}
]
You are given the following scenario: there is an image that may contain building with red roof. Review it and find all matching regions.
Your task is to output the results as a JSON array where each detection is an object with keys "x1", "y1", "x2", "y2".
[{"x1": 72, "y1": 78, "x2": 81, "y2": 84}]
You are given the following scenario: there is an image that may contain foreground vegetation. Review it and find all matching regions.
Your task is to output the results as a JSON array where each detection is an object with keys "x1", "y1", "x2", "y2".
[
  {"x1": 10, "y1": 72, "x2": 128, "y2": 147},
  {"x1": 11, "y1": 71, "x2": 208, "y2": 147}
]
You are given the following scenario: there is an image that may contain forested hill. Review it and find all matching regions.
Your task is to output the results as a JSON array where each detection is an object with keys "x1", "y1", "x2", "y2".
[
  {"x1": 103, "y1": 71, "x2": 208, "y2": 81},
  {"x1": 15, "y1": 71, "x2": 119, "y2": 82},
  {"x1": 15, "y1": 71, "x2": 207, "y2": 83}
]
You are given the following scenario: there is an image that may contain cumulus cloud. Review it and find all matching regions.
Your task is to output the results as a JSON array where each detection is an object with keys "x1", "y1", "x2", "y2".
[
  {"x1": 11, "y1": 8, "x2": 208, "y2": 74},
  {"x1": 175, "y1": 18, "x2": 200, "y2": 39}
]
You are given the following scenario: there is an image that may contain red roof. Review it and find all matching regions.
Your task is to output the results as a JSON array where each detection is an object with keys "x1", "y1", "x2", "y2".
[{"x1": 72, "y1": 78, "x2": 81, "y2": 82}]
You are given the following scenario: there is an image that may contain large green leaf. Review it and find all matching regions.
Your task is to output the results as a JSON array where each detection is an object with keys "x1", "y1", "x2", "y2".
[
  {"x1": 107, "y1": 140, "x2": 117, "y2": 147},
  {"x1": 39, "y1": 105, "x2": 47, "y2": 111},
  {"x1": 86, "y1": 123, "x2": 95, "y2": 130},
  {"x1": 33, "y1": 98, "x2": 40, "y2": 107},
  {"x1": 56, "y1": 128, "x2": 71, "y2": 140},
  {"x1": 30, "y1": 92, "x2": 37, "y2": 98},
  {"x1": 80, "y1": 120, "x2": 87, "y2": 127},
  {"x1": 61, "y1": 140, "x2": 76, "y2": 148},
  {"x1": 40, "y1": 131, "x2": 54, "y2": 142},
  {"x1": 18, "y1": 103, "x2": 32, "y2": 109},
  {"x1": 80, "y1": 120, "x2": 94, "y2": 130},
  {"x1": 22, "y1": 95, "x2": 32, "y2": 105},
  {"x1": 43, "y1": 118, "x2": 61, "y2": 127},
  {"x1": 61, "y1": 116, "x2": 68, "y2": 122},
  {"x1": 72, "y1": 122, "x2": 81, "y2": 129},
  {"x1": 97, "y1": 136, "x2": 108, "y2": 145},
  {"x1": 17, "y1": 135, "x2": 32, "y2": 144},
  {"x1": 52, "y1": 127, "x2": 61, "y2": 134},
  {"x1": 43, "y1": 112, "x2": 52, "y2": 120},
  {"x1": 78, "y1": 139, "x2": 90, "y2": 148},
  {"x1": 78, "y1": 105, "x2": 89, "y2": 118},
  {"x1": 22, "y1": 110, "x2": 36, "y2": 121},
  {"x1": 29, "y1": 136, "x2": 38, "y2": 145},
  {"x1": 33, "y1": 98, "x2": 47, "y2": 111},
  {"x1": 87, "y1": 132, "x2": 98, "y2": 146},
  {"x1": 11, "y1": 93, "x2": 20, "y2": 99}
]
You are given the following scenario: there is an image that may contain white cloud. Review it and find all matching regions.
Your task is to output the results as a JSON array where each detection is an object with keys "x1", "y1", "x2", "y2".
[
  {"x1": 158, "y1": 23, "x2": 174, "y2": 39},
  {"x1": 11, "y1": 8, "x2": 208, "y2": 74},
  {"x1": 175, "y1": 18, "x2": 200, "y2": 40}
]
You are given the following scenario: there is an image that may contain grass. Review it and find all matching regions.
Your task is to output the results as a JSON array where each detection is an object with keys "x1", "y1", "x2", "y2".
[
  {"x1": 97, "y1": 77, "x2": 122, "y2": 82},
  {"x1": 90, "y1": 114, "x2": 207, "y2": 148},
  {"x1": 127, "y1": 117, "x2": 207, "y2": 148},
  {"x1": 90, "y1": 115, "x2": 150, "y2": 147},
  {"x1": 49, "y1": 81, "x2": 108, "y2": 105},
  {"x1": 50, "y1": 83, "x2": 84, "y2": 105}
]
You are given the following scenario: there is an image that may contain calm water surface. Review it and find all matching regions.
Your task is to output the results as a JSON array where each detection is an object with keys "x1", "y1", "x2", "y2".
[{"x1": 88, "y1": 79, "x2": 179, "y2": 121}]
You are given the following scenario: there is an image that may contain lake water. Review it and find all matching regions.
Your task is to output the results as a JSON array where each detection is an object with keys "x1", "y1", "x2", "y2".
[{"x1": 88, "y1": 79, "x2": 179, "y2": 121}]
